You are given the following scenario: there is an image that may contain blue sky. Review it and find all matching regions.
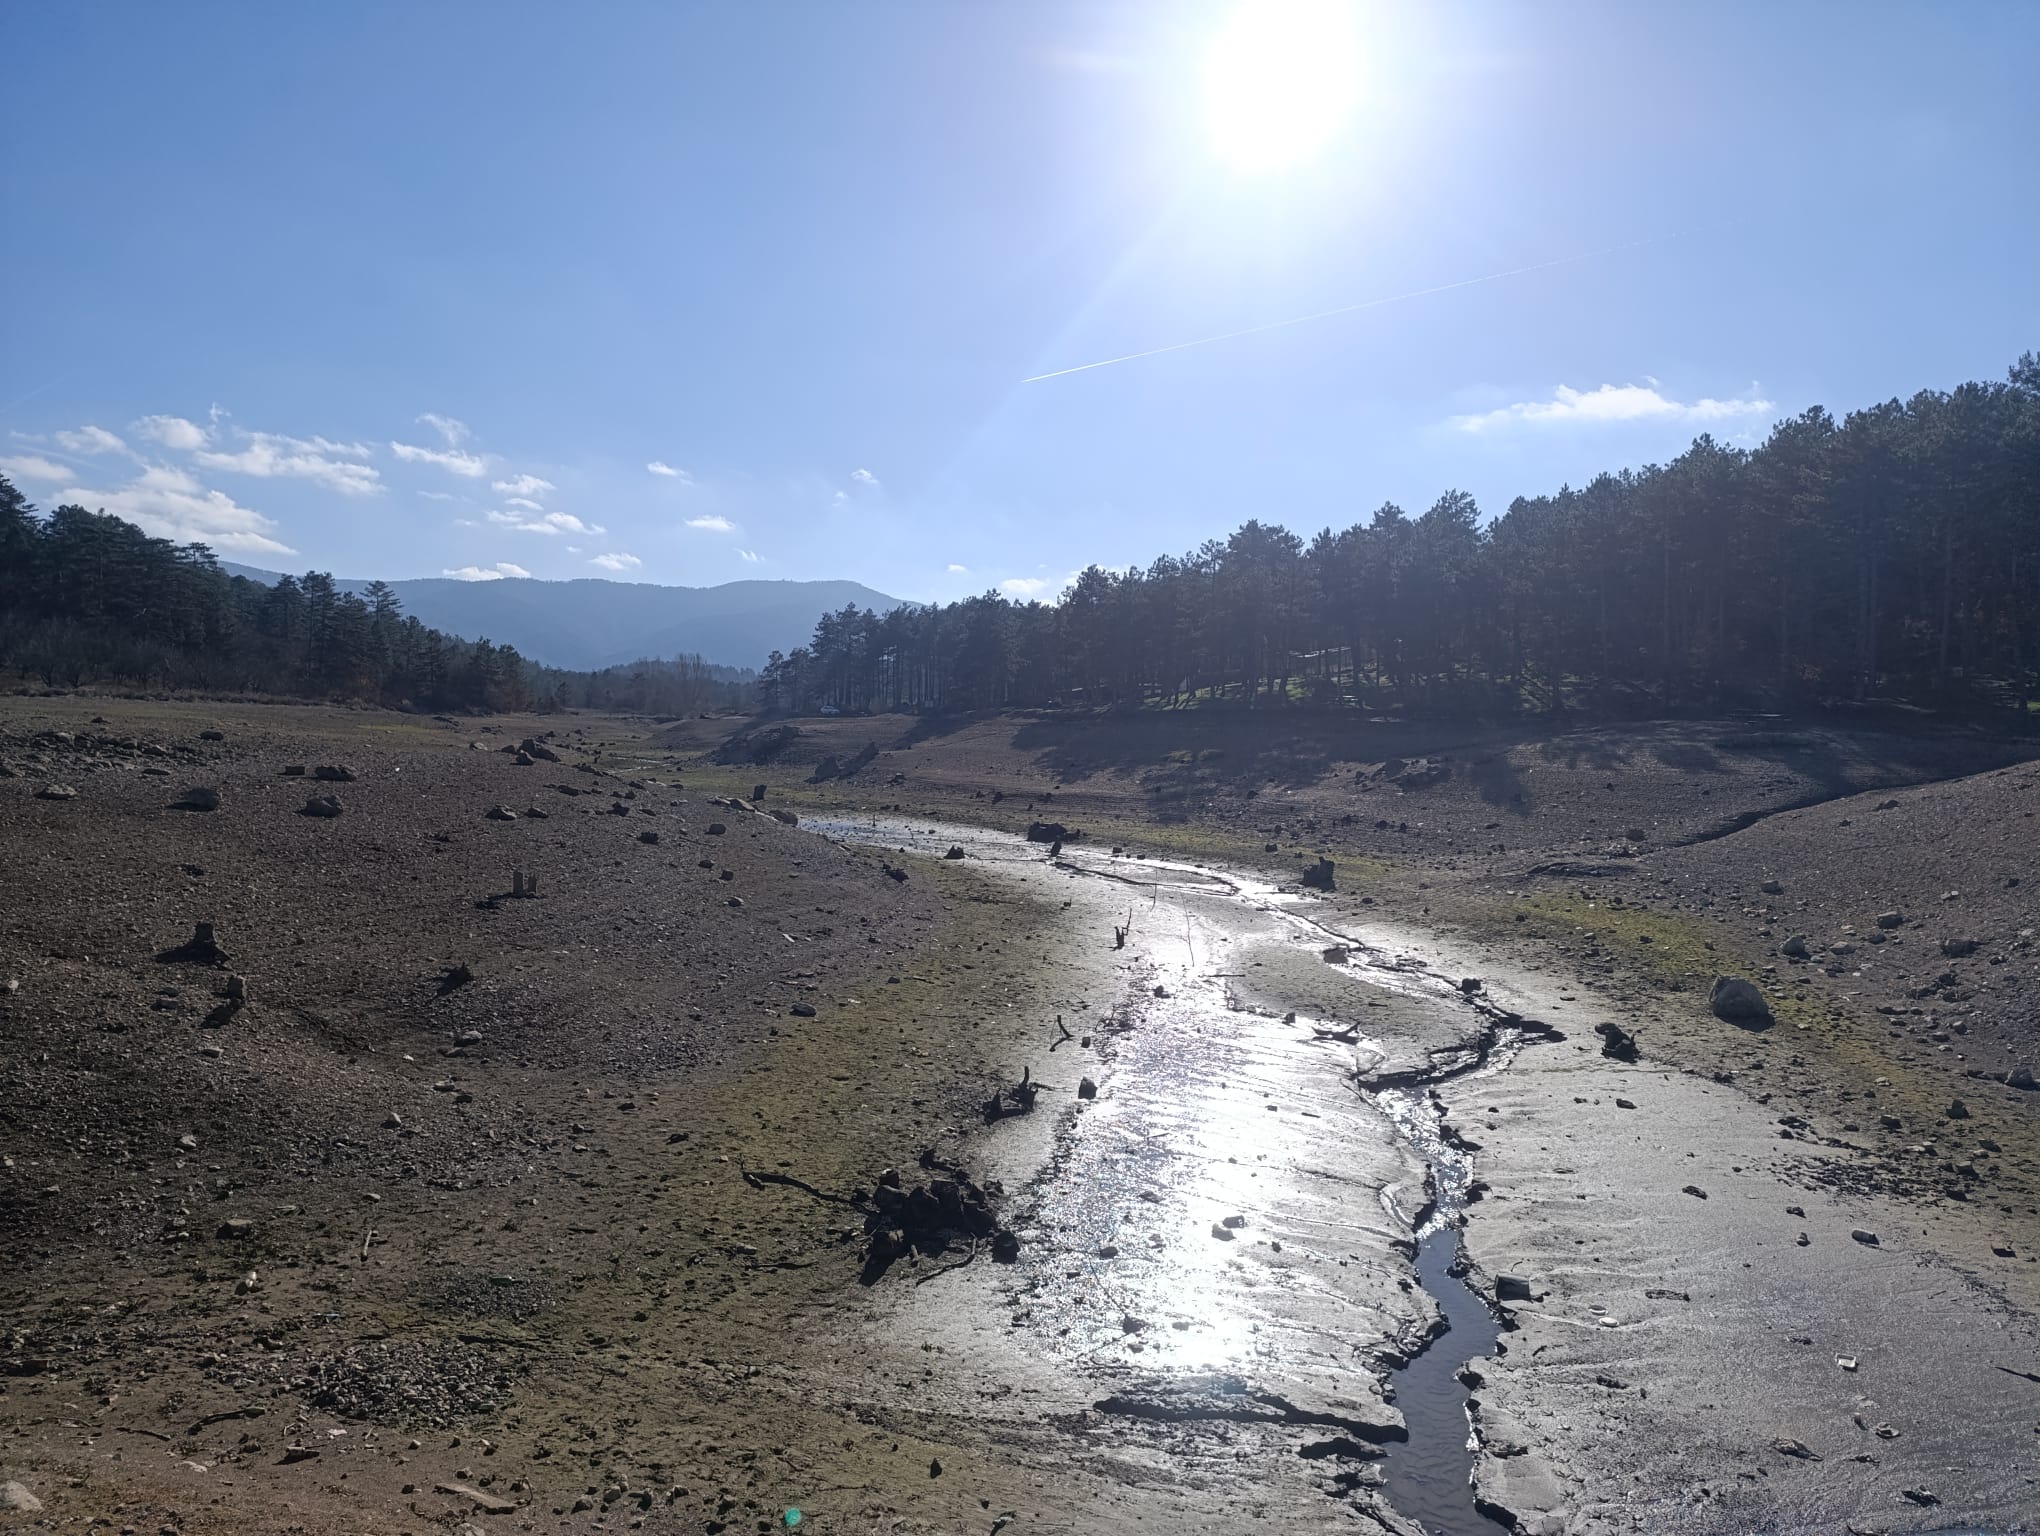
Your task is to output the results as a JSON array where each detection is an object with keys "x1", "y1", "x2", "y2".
[{"x1": 3, "y1": 0, "x2": 2034, "y2": 602}]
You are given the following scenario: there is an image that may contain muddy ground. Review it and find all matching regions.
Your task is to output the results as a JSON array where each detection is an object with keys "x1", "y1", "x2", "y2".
[{"x1": 3, "y1": 697, "x2": 2036, "y2": 1535}]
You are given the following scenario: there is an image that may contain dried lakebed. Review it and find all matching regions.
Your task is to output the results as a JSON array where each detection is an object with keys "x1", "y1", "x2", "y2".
[{"x1": 805, "y1": 813, "x2": 2038, "y2": 1536}]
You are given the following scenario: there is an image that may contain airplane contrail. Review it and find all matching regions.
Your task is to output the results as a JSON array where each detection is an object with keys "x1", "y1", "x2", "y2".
[{"x1": 1021, "y1": 236, "x2": 1669, "y2": 384}]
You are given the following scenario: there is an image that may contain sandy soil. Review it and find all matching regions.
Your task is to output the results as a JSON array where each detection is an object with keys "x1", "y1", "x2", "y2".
[{"x1": 4, "y1": 697, "x2": 2036, "y2": 1536}]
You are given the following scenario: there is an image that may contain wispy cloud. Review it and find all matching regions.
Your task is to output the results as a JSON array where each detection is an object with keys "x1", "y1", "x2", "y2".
[
  {"x1": 58, "y1": 465, "x2": 292, "y2": 555},
  {"x1": 685, "y1": 514, "x2": 735, "y2": 532},
  {"x1": 590, "y1": 552, "x2": 642, "y2": 572},
  {"x1": 56, "y1": 425, "x2": 127, "y2": 456},
  {"x1": 502, "y1": 496, "x2": 545, "y2": 513},
  {"x1": 946, "y1": 562, "x2": 970, "y2": 574},
  {"x1": 737, "y1": 548, "x2": 762, "y2": 563},
  {"x1": 132, "y1": 414, "x2": 209, "y2": 451},
  {"x1": 850, "y1": 467, "x2": 881, "y2": 491},
  {"x1": 492, "y1": 473, "x2": 554, "y2": 498},
  {"x1": 417, "y1": 489, "x2": 456, "y2": 502},
  {"x1": 1001, "y1": 576, "x2": 1053, "y2": 597},
  {"x1": 0, "y1": 454, "x2": 72, "y2": 483},
  {"x1": 418, "y1": 413, "x2": 470, "y2": 446},
  {"x1": 443, "y1": 561, "x2": 531, "y2": 581},
  {"x1": 392, "y1": 440, "x2": 488, "y2": 476},
  {"x1": 646, "y1": 460, "x2": 693, "y2": 482},
  {"x1": 194, "y1": 431, "x2": 381, "y2": 496},
  {"x1": 1450, "y1": 381, "x2": 1775, "y2": 433}
]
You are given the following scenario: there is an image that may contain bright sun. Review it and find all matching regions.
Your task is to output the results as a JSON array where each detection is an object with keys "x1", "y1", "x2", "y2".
[{"x1": 1203, "y1": 2, "x2": 1364, "y2": 171}]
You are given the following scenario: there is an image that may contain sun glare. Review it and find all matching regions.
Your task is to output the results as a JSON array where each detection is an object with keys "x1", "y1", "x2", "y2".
[{"x1": 1204, "y1": 1, "x2": 1363, "y2": 171}]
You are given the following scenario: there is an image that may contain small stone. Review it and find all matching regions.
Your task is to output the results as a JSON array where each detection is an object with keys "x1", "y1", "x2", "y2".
[
  {"x1": 1940, "y1": 936, "x2": 1981, "y2": 958},
  {"x1": 638, "y1": 829, "x2": 659, "y2": 844},
  {"x1": 0, "y1": 1481, "x2": 44, "y2": 1513},
  {"x1": 1210, "y1": 1222, "x2": 1235, "y2": 1241},
  {"x1": 1876, "y1": 911, "x2": 1904, "y2": 929},
  {"x1": 1077, "y1": 1076, "x2": 1098, "y2": 1100},
  {"x1": 301, "y1": 794, "x2": 343, "y2": 818},
  {"x1": 1760, "y1": 879, "x2": 1784, "y2": 895},
  {"x1": 217, "y1": 1217, "x2": 255, "y2": 1239},
  {"x1": 1614, "y1": 1098, "x2": 1636, "y2": 1110},
  {"x1": 1781, "y1": 934, "x2": 1810, "y2": 958},
  {"x1": 1682, "y1": 1184, "x2": 1708, "y2": 1199},
  {"x1": 790, "y1": 1003, "x2": 816, "y2": 1017},
  {"x1": 1495, "y1": 1274, "x2": 1533, "y2": 1301},
  {"x1": 177, "y1": 1133, "x2": 199, "y2": 1152},
  {"x1": 383, "y1": 1112, "x2": 403, "y2": 1130},
  {"x1": 180, "y1": 786, "x2": 220, "y2": 811},
  {"x1": 928, "y1": 1458, "x2": 942, "y2": 1478},
  {"x1": 1945, "y1": 1098, "x2": 1970, "y2": 1120},
  {"x1": 1850, "y1": 1228, "x2": 1879, "y2": 1246},
  {"x1": 1097, "y1": 1243, "x2": 1118, "y2": 1258},
  {"x1": 485, "y1": 805, "x2": 518, "y2": 821},
  {"x1": 1709, "y1": 975, "x2": 1773, "y2": 1026},
  {"x1": 199, "y1": 729, "x2": 225, "y2": 741},
  {"x1": 36, "y1": 783, "x2": 77, "y2": 801},
  {"x1": 312, "y1": 764, "x2": 357, "y2": 782},
  {"x1": 1770, "y1": 1437, "x2": 1819, "y2": 1460}
]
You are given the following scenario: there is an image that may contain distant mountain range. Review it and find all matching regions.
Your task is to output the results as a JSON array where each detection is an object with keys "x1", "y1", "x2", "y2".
[{"x1": 218, "y1": 563, "x2": 906, "y2": 671}]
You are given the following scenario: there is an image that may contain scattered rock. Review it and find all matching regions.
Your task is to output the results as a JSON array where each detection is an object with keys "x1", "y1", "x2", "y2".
[
  {"x1": 485, "y1": 805, "x2": 518, "y2": 821},
  {"x1": 217, "y1": 1217, "x2": 256, "y2": 1240},
  {"x1": 1210, "y1": 1222, "x2": 1235, "y2": 1241},
  {"x1": 1781, "y1": 934, "x2": 1810, "y2": 958},
  {"x1": 1945, "y1": 1098, "x2": 1970, "y2": 1120},
  {"x1": 1458, "y1": 976, "x2": 1482, "y2": 993},
  {"x1": 179, "y1": 785, "x2": 221, "y2": 811},
  {"x1": 638, "y1": 829, "x2": 659, "y2": 844},
  {"x1": 1875, "y1": 910, "x2": 1904, "y2": 929},
  {"x1": 1770, "y1": 1437, "x2": 1820, "y2": 1461},
  {"x1": 302, "y1": 794, "x2": 344, "y2": 818},
  {"x1": 0, "y1": 1482, "x2": 44, "y2": 1514},
  {"x1": 1614, "y1": 1097, "x2": 1636, "y2": 1110},
  {"x1": 312, "y1": 764, "x2": 357, "y2": 782},
  {"x1": 436, "y1": 1481, "x2": 518, "y2": 1515},
  {"x1": 1760, "y1": 879, "x2": 1784, "y2": 895},
  {"x1": 198, "y1": 729, "x2": 225, "y2": 741},
  {"x1": 707, "y1": 822, "x2": 728, "y2": 835},
  {"x1": 1300, "y1": 857, "x2": 1336, "y2": 891},
  {"x1": 1850, "y1": 1228, "x2": 1879, "y2": 1246},
  {"x1": 1495, "y1": 1274, "x2": 1534, "y2": 1301},
  {"x1": 1709, "y1": 975, "x2": 1773, "y2": 1027},
  {"x1": 2009, "y1": 1066, "x2": 2036, "y2": 1091},
  {"x1": 1026, "y1": 822, "x2": 1082, "y2": 844},
  {"x1": 1682, "y1": 1184, "x2": 1708, "y2": 1199},
  {"x1": 281, "y1": 764, "x2": 307, "y2": 776},
  {"x1": 943, "y1": 845, "x2": 967, "y2": 860},
  {"x1": 1077, "y1": 1076, "x2": 1098, "y2": 1100},
  {"x1": 35, "y1": 783, "x2": 77, "y2": 801},
  {"x1": 1940, "y1": 936, "x2": 1981, "y2": 958},
  {"x1": 790, "y1": 1002, "x2": 816, "y2": 1018}
]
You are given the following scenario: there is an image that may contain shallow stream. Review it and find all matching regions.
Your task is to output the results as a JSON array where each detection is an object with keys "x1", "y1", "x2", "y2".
[{"x1": 809, "y1": 815, "x2": 1528, "y2": 1532}]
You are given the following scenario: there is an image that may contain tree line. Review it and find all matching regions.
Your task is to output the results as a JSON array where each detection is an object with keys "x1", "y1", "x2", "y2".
[
  {"x1": 761, "y1": 353, "x2": 2040, "y2": 718},
  {"x1": 0, "y1": 485, "x2": 754, "y2": 716}
]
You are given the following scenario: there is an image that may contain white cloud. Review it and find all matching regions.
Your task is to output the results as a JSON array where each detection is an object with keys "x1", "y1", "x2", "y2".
[
  {"x1": 502, "y1": 495, "x2": 545, "y2": 512},
  {"x1": 487, "y1": 507, "x2": 603, "y2": 536},
  {"x1": 647, "y1": 460, "x2": 693, "y2": 482},
  {"x1": 946, "y1": 563, "x2": 970, "y2": 574},
  {"x1": 492, "y1": 473, "x2": 554, "y2": 498},
  {"x1": 132, "y1": 415, "x2": 210, "y2": 451},
  {"x1": 194, "y1": 431, "x2": 382, "y2": 496},
  {"x1": 453, "y1": 517, "x2": 478, "y2": 527},
  {"x1": 685, "y1": 514, "x2": 735, "y2": 532},
  {"x1": 1001, "y1": 576, "x2": 1053, "y2": 597},
  {"x1": 59, "y1": 465, "x2": 293, "y2": 555},
  {"x1": 831, "y1": 490, "x2": 849, "y2": 508},
  {"x1": 56, "y1": 425, "x2": 127, "y2": 456},
  {"x1": 417, "y1": 489, "x2": 456, "y2": 502},
  {"x1": 0, "y1": 454, "x2": 72, "y2": 483},
  {"x1": 1450, "y1": 381, "x2": 1775, "y2": 433},
  {"x1": 737, "y1": 549, "x2": 762, "y2": 563},
  {"x1": 442, "y1": 561, "x2": 531, "y2": 581},
  {"x1": 590, "y1": 552, "x2": 643, "y2": 572},
  {"x1": 418, "y1": 413, "x2": 469, "y2": 446},
  {"x1": 850, "y1": 467, "x2": 881, "y2": 490},
  {"x1": 392, "y1": 440, "x2": 488, "y2": 476}
]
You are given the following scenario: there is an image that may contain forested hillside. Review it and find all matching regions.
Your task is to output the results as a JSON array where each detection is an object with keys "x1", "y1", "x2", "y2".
[
  {"x1": 763, "y1": 354, "x2": 2040, "y2": 717},
  {"x1": 0, "y1": 485, "x2": 753, "y2": 715}
]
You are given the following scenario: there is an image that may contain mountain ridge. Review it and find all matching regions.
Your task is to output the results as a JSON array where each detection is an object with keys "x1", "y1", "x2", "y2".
[{"x1": 217, "y1": 562, "x2": 906, "y2": 671}]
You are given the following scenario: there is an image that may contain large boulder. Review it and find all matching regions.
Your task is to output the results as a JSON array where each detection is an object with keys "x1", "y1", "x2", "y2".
[{"x1": 1709, "y1": 975, "x2": 1773, "y2": 1027}]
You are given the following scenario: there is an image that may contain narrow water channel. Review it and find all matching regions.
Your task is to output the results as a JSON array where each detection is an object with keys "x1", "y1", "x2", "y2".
[{"x1": 808, "y1": 815, "x2": 1525, "y2": 1531}]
